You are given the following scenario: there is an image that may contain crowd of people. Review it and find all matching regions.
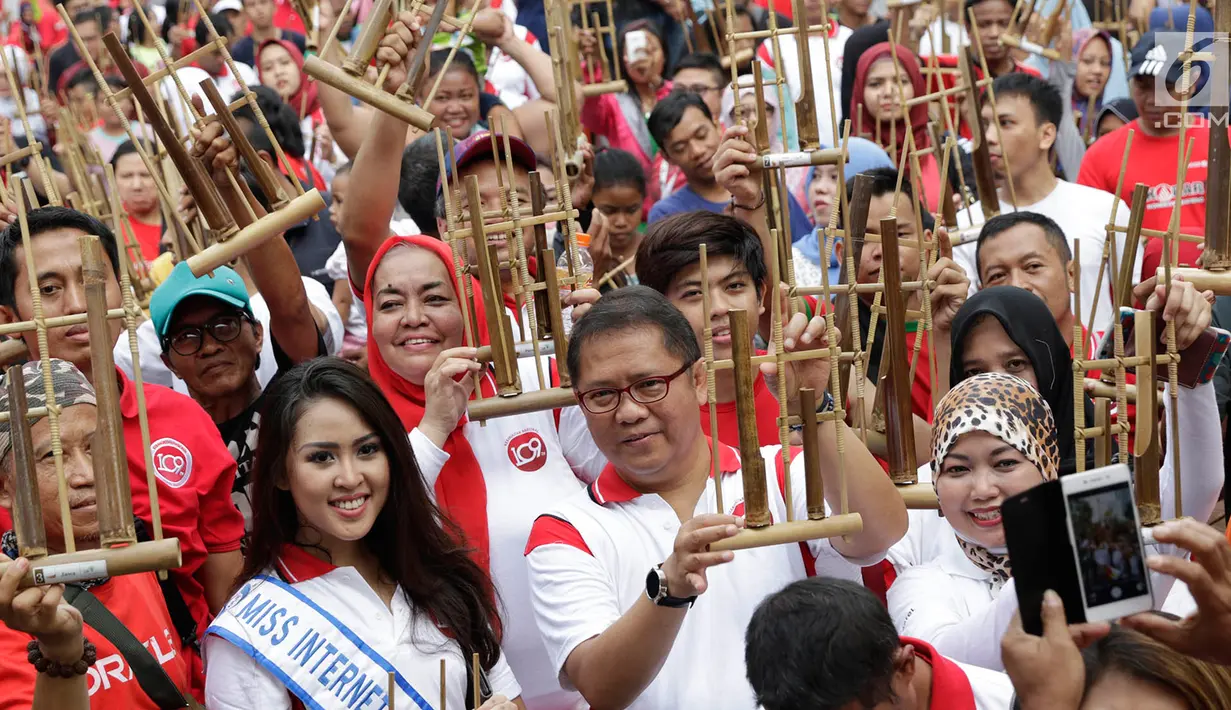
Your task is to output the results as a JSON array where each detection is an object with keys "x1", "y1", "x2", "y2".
[{"x1": 0, "y1": 0, "x2": 1226, "y2": 708}]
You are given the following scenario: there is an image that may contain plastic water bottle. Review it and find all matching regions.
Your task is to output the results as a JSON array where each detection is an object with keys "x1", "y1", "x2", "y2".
[{"x1": 559, "y1": 233, "x2": 593, "y2": 336}]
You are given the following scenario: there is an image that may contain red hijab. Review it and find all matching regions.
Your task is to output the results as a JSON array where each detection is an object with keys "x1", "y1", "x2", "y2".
[
  {"x1": 363, "y1": 235, "x2": 496, "y2": 572},
  {"x1": 257, "y1": 38, "x2": 319, "y2": 118},
  {"x1": 850, "y1": 42, "x2": 931, "y2": 158}
]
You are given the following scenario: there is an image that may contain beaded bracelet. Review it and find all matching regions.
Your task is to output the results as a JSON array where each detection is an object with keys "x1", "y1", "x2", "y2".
[{"x1": 27, "y1": 638, "x2": 97, "y2": 678}]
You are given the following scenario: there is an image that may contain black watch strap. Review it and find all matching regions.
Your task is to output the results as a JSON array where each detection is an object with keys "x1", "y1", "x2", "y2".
[{"x1": 646, "y1": 565, "x2": 697, "y2": 608}]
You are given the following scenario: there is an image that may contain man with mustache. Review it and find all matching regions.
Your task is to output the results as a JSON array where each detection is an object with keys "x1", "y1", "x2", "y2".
[
  {"x1": 0, "y1": 206, "x2": 244, "y2": 688},
  {"x1": 955, "y1": 73, "x2": 1136, "y2": 343},
  {"x1": 0, "y1": 360, "x2": 197, "y2": 708}
]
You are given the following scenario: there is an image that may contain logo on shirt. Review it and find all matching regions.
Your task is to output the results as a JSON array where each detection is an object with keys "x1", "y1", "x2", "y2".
[
  {"x1": 151, "y1": 438, "x2": 193, "y2": 488},
  {"x1": 506, "y1": 430, "x2": 547, "y2": 472}
]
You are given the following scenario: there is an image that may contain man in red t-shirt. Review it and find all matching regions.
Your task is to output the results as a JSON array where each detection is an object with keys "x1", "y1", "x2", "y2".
[
  {"x1": 0, "y1": 207, "x2": 244, "y2": 660},
  {"x1": 1077, "y1": 31, "x2": 1229, "y2": 280},
  {"x1": 0, "y1": 360, "x2": 197, "y2": 708},
  {"x1": 111, "y1": 141, "x2": 164, "y2": 261}
]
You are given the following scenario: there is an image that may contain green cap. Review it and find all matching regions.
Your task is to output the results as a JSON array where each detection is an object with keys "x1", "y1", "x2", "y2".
[{"x1": 150, "y1": 261, "x2": 252, "y2": 338}]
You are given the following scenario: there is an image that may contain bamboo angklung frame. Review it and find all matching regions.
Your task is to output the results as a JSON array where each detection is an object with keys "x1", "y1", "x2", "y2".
[
  {"x1": 0, "y1": 180, "x2": 181, "y2": 588},
  {"x1": 302, "y1": 0, "x2": 449, "y2": 133},
  {"x1": 566, "y1": 0, "x2": 629, "y2": 96},
  {"x1": 999, "y1": 0, "x2": 1065, "y2": 60}
]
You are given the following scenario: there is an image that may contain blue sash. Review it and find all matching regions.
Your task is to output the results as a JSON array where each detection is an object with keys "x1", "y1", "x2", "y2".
[{"x1": 207, "y1": 574, "x2": 432, "y2": 710}]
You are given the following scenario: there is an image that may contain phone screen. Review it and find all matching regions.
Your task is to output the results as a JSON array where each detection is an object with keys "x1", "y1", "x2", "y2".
[
  {"x1": 1068, "y1": 482, "x2": 1150, "y2": 611},
  {"x1": 625, "y1": 30, "x2": 649, "y2": 63}
]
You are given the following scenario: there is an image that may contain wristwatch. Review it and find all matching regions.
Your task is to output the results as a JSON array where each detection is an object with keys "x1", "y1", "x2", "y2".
[
  {"x1": 790, "y1": 390, "x2": 836, "y2": 432},
  {"x1": 645, "y1": 564, "x2": 696, "y2": 608}
]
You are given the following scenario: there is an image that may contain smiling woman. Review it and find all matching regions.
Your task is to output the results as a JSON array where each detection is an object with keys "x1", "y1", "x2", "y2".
[{"x1": 203, "y1": 358, "x2": 522, "y2": 709}]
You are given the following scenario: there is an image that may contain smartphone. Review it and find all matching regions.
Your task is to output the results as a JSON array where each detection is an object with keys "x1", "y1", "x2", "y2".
[
  {"x1": 1094, "y1": 306, "x2": 1231, "y2": 388},
  {"x1": 1061, "y1": 465, "x2": 1154, "y2": 623},
  {"x1": 624, "y1": 30, "x2": 649, "y2": 64},
  {"x1": 1002, "y1": 479, "x2": 1086, "y2": 635}
]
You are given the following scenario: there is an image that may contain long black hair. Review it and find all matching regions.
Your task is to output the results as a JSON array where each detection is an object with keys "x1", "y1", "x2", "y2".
[{"x1": 239, "y1": 358, "x2": 503, "y2": 671}]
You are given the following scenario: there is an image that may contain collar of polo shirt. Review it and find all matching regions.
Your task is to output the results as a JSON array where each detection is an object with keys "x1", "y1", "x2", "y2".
[{"x1": 588, "y1": 439, "x2": 742, "y2": 505}]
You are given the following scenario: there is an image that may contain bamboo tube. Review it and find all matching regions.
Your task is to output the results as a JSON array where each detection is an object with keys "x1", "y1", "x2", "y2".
[
  {"x1": 198, "y1": 78, "x2": 288, "y2": 209},
  {"x1": 730, "y1": 309, "x2": 770, "y2": 527},
  {"x1": 186, "y1": 189, "x2": 327, "y2": 276},
  {"x1": 344, "y1": 0, "x2": 393, "y2": 75},
  {"x1": 789, "y1": 0, "x2": 819, "y2": 151},
  {"x1": 1207, "y1": 0, "x2": 1231, "y2": 270},
  {"x1": 466, "y1": 385, "x2": 576, "y2": 421},
  {"x1": 303, "y1": 57, "x2": 437, "y2": 131},
  {"x1": 472, "y1": 653, "x2": 481, "y2": 707},
  {"x1": 15, "y1": 184, "x2": 72, "y2": 554},
  {"x1": 528, "y1": 173, "x2": 554, "y2": 341},
  {"x1": 959, "y1": 51, "x2": 1000, "y2": 218},
  {"x1": 700, "y1": 244, "x2": 724, "y2": 518},
  {"x1": 7, "y1": 364, "x2": 47, "y2": 560},
  {"x1": 760, "y1": 148, "x2": 844, "y2": 169},
  {"x1": 579, "y1": 80, "x2": 630, "y2": 97},
  {"x1": 541, "y1": 248, "x2": 571, "y2": 387},
  {"x1": 898, "y1": 483, "x2": 939, "y2": 509},
  {"x1": 1094, "y1": 398, "x2": 1112, "y2": 467},
  {"x1": 103, "y1": 34, "x2": 235, "y2": 239},
  {"x1": 466, "y1": 181, "x2": 520, "y2": 397},
  {"x1": 879, "y1": 218, "x2": 917, "y2": 483},
  {"x1": 81, "y1": 236, "x2": 135, "y2": 549},
  {"x1": 0, "y1": 538, "x2": 181, "y2": 589},
  {"x1": 709, "y1": 513, "x2": 864, "y2": 551},
  {"x1": 1133, "y1": 310, "x2": 1161, "y2": 525},
  {"x1": 799, "y1": 388, "x2": 825, "y2": 520},
  {"x1": 1073, "y1": 240, "x2": 1087, "y2": 471}
]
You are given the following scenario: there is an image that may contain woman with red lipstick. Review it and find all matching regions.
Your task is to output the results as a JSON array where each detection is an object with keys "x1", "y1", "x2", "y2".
[
  {"x1": 358, "y1": 234, "x2": 605, "y2": 709},
  {"x1": 849, "y1": 42, "x2": 942, "y2": 213},
  {"x1": 204, "y1": 358, "x2": 525, "y2": 709}
]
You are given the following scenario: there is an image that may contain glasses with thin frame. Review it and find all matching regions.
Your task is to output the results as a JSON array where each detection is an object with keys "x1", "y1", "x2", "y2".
[
  {"x1": 165, "y1": 313, "x2": 250, "y2": 356},
  {"x1": 576, "y1": 361, "x2": 695, "y2": 414}
]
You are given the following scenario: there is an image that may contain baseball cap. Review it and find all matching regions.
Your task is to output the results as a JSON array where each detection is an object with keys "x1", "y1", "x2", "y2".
[
  {"x1": 211, "y1": 0, "x2": 243, "y2": 13},
  {"x1": 437, "y1": 131, "x2": 538, "y2": 195},
  {"x1": 1129, "y1": 30, "x2": 1207, "y2": 85},
  {"x1": 150, "y1": 262, "x2": 253, "y2": 338}
]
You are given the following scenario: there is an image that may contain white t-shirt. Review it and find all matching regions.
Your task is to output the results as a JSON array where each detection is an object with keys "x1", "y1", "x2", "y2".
[
  {"x1": 756, "y1": 28, "x2": 852, "y2": 150},
  {"x1": 409, "y1": 356, "x2": 606, "y2": 709},
  {"x1": 113, "y1": 276, "x2": 344, "y2": 395},
  {"x1": 918, "y1": 17, "x2": 970, "y2": 57},
  {"x1": 954, "y1": 180, "x2": 1138, "y2": 342},
  {"x1": 525, "y1": 443, "x2": 883, "y2": 709},
  {"x1": 203, "y1": 548, "x2": 520, "y2": 708},
  {"x1": 158, "y1": 63, "x2": 259, "y2": 136},
  {"x1": 485, "y1": 25, "x2": 543, "y2": 111}
]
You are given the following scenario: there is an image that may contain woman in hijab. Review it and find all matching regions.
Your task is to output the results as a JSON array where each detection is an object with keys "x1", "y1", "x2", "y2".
[
  {"x1": 1094, "y1": 97, "x2": 1138, "y2": 139},
  {"x1": 849, "y1": 42, "x2": 941, "y2": 212},
  {"x1": 720, "y1": 75, "x2": 808, "y2": 207},
  {"x1": 362, "y1": 234, "x2": 605, "y2": 708},
  {"x1": 887, "y1": 369, "x2": 1213, "y2": 671},
  {"x1": 792, "y1": 137, "x2": 893, "y2": 289},
  {"x1": 257, "y1": 38, "x2": 341, "y2": 185}
]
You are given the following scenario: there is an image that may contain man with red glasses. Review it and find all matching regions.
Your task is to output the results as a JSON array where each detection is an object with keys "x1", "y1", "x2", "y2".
[{"x1": 524, "y1": 286, "x2": 907, "y2": 710}]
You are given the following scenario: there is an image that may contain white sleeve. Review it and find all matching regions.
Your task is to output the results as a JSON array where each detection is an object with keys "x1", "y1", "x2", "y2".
[
  {"x1": 558, "y1": 405, "x2": 607, "y2": 484},
  {"x1": 526, "y1": 542, "x2": 623, "y2": 688},
  {"x1": 1151, "y1": 381, "x2": 1223, "y2": 602},
  {"x1": 887, "y1": 509, "x2": 930, "y2": 572},
  {"x1": 488, "y1": 648, "x2": 523, "y2": 701},
  {"x1": 887, "y1": 567, "x2": 1017, "y2": 671},
  {"x1": 113, "y1": 318, "x2": 178, "y2": 389},
  {"x1": 301, "y1": 276, "x2": 343, "y2": 355},
  {"x1": 951, "y1": 240, "x2": 980, "y2": 296},
  {"x1": 789, "y1": 453, "x2": 887, "y2": 570},
  {"x1": 203, "y1": 633, "x2": 294, "y2": 710},
  {"x1": 409, "y1": 428, "x2": 451, "y2": 491}
]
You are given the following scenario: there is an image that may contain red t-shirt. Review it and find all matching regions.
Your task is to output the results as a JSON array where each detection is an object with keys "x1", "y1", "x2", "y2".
[
  {"x1": 903, "y1": 322, "x2": 934, "y2": 424},
  {"x1": 126, "y1": 215, "x2": 162, "y2": 262},
  {"x1": 0, "y1": 572, "x2": 197, "y2": 709},
  {"x1": 1077, "y1": 120, "x2": 1223, "y2": 279},
  {"x1": 700, "y1": 370, "x2": 785, "y2": 450},
  {"x1": 273, "y1": 0, "x2": 308, "y2": 34},
  {"x1": 902, "y1": 637, "x2": 978, "y2": 710}
]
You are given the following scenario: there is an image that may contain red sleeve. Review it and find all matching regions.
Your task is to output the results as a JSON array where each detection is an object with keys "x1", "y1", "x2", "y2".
[
  {"x1": 580, "y1": 92, "x2": 617, "y2": 140},
  {"x1": 525, "y1": 514, "x2": 593, "y2": 556},
  {"x1": 1075, "y1": 140, "x2": 1109, "y2": 191},
  {"x1": 756, "y1": 41, "x2": 774, "y2": 68},
  {"x1": 191, "y1": 414, "x2": 244, "y2": 552},
  {"x1": 0, "y1": 625, "x2": 36, "y2": 710}
]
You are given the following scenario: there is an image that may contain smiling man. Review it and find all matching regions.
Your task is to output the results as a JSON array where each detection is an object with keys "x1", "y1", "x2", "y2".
[
  {"x1": 955, "y1": 73, "x2": 1135, "y2": 342},
  {"x1": 525, "y1": 286, "x2": 906, "y2": 710}
]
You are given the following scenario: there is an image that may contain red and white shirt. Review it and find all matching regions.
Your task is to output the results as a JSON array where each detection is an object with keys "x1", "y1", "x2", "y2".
[
  {"x1": 906, "y1": 637, "x2": 1015, "y2": 710},
  {"x1": 0, "y1": 571, "x2": 193, "y2": 709},
  {"x1": 524, "y1": 441, "x2": 883, "y2": 709},
  {"x1": 409, "y1": 356, "x2": 606, "y2": 709},
  {"x1": 203, "y1": 545, "x2": 520, "y2": 709}
]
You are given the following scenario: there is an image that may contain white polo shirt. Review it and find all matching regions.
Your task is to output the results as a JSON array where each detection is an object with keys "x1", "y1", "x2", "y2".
[
  {"x1": 203, "y1": 545, "x2": 520, "y2": 709},
  {"x1": 410, "y1": 356, "x2": 606, "y2": 709},
  {"x1": 524, "y1": 441, "x2": 883, "y2": 709},
  {"x1": 904, "y1": 637, "x2": 1015, "y2": 710}
]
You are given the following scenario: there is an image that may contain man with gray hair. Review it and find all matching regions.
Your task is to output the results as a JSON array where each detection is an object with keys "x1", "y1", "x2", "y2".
[{"x1": 0, "y1": 359, "x2": 196, "y2": 708}]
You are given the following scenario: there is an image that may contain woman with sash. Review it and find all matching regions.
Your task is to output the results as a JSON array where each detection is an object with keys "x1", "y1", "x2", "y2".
[
  {"x1": 204, "y1": 358, "x2": 523, "y2": 709},
  {"x1": 359, "y1": 234, "x2": 605, "y2": 709}
]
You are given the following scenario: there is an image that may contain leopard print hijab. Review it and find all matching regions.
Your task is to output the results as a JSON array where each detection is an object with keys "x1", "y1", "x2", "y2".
[{"x1": 932, "y1": 373, "x2": 1060, "y2": 590}]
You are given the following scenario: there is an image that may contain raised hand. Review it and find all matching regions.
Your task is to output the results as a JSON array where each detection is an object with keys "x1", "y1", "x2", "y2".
[
  {"x1": 927, "y1": 227, "x2": 970, "y2": 333},
  {"x1": 371, "y1": 11, "x2": 422, "y2": 93},
  {"x1": 761, "y1": 290, "x2": 835, "y2": 414},
  {"x1": 1133, "y1": 274, "x2": 1214, "y2": 351},
  {"x1": 1001, "y1": 590, "x2": 1103, "y2": 710},
  {"x1": 713, "y1": 125, "x2": 761, "y2": 209},
  {"x1": 1120, "y1": 518, "x2": 1231, "y2": 666},
  {"x1": 0, "y1": 558, "x2": 85, "y2": 664}
]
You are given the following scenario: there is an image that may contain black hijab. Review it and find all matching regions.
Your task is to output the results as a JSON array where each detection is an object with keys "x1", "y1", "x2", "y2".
[{"x1": 950, "y1": 286, "x2": 1097, "y2": 475}]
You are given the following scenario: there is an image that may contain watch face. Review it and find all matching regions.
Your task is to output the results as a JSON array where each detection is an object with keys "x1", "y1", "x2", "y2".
[{"x1": 646, "y1": 567, "x2": 662, "y2": 599}]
